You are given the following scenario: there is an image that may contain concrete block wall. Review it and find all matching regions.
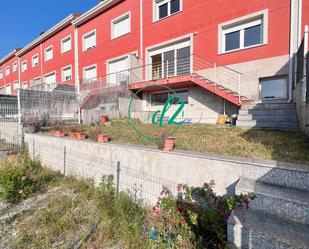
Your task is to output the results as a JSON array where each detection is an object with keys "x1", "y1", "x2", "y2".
[{"x1": 25, "y1": 133, "x2": 245, "y2": 204}]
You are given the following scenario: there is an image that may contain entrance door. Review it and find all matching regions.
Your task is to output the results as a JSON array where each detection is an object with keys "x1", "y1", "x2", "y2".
[
  {"x1": 44, "y1": 73, "x2": 56, "y2": 91},
  {"x1": 149, "y1": 39, "x2": 191, "y2": 80},
  {"x1": 108, "y1": 57, "x2": 129, "y2": 86},
  {"x1": 260, "y1": 77, "x2": 287, "y2": 100}
]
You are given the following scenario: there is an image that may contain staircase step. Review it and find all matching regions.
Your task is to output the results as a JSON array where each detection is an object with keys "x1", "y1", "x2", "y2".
[
  {"x1": 240, "y1": 162, "x2": 309, "y2": 191},
  {"x1": 238, "y1": 114, "x2": 298, "y2": 122},
  {"x1": 236, "y1": 120, "x2": 299, "y2": 131},
  {"x1": 241, "y1": 103, "x2": 296, "y2": 110},
  {"x1": 236, "y1": 179, "x2": 309, "y2": 225},
  {"x1": 239, "y1": 109, "x2": 297, "y2": 116},
  {"x1": 227, "y1": 208, "x2": 309, "y2": 249}
]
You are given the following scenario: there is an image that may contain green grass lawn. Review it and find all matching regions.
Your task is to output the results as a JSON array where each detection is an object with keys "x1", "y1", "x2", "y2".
[{"x1": 84, "y1": 122, "x2": 309, "y2": 164}]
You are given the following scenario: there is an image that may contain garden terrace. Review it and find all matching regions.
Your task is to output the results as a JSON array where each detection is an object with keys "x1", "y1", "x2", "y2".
[{"x1": 43, "y1": 121, "x2": 309, "y2": 165}]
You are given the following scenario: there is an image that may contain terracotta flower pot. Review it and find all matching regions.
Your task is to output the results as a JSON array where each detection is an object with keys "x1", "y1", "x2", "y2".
[
  {"x1": 100, "y1": 115, "x2": 108, "y2": 124},
  {"x1": 69, "y1": 132, "x2": 86, "y2": 140},
  {"x1": 96, "y1": 134, "x2": 109, "y2": 143},
  {"x1": 162, "y1": 137, "x2": 176, "y2": 152},
  {"x1": 53, "y1": 130, "x2": 65, "y2": 137},
  {"x1": 69, "y1": 132, "x2": 76, "y2": 139}
]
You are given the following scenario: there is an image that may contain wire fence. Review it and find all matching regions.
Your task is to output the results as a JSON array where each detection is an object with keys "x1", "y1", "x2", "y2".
[
  {"x1": 0, "y1": 94, "x2": 21, "y2": 151},
  {"x1": 31, "y1": 139, "x2": 178, "y2": 205}
]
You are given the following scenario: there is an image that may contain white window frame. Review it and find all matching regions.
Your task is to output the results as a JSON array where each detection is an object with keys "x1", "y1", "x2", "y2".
[
  {"x1": 21, "y1": 60, "x2": 27, "y2": 72},
  {"x1": 153, "y1": 0, "x2": 183, "y2": 22},
  {"x1": 44, "y1": 46, "x2": 54, "y2": 61},
  {"x1": 260, "y1": 75, "x2": 288, "y2": 100},
  {"x1": 22, "y1": 81, "x2": 28, "y2": 89},
  {"x1": 5, "y1": 66, "x2": 10, "y2": 76},
  {"x1": 218, "y1": 9, "x2": 268, "y2": 54},
  {"x1": 13, "y1": 81, "x2": 19, "y2": 90},
  {"x1": 61, "y1": 65, "x2": 73, "y2": 82},
  {"x1": 83, "y1": 64, "x2": 97, "y2": 82},
  {"x1": 44, "y1": 71, "x2": 57, "y2": 91},
  {"x1": 3, "y1": 84, "x2": 12, "y2": 95},
  {"x1": 146, "y1": 36, "x2": 192, "y2": 80},
  {"x1": 0, "y1": 71, "x2": 3, "y2": 79},
  {"x1": 13, "y1": 62, "x2": 18, "y2": 72},
  {"x1": 111, "y1": 12, "x2": 131, "y2": 40},
  {"x1": 82, "y1": 29, "x2": 97, "y2": 52},
  {"x1": 32, "y1": 54, "x2": 39, "y2": 68},
  {"x1": 61, "y1": 35, "x2": 72, "y2": 54}
]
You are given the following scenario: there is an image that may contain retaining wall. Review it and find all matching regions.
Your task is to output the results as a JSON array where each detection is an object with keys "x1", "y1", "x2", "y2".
[{"x1": 24, "y1": 133, "x2": 298, "y2": 204}]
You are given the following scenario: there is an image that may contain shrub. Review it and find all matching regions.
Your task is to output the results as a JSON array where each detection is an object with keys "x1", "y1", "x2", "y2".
[
  {"x1": 145, "y1": 181, "x2": 256, "y2": 249},
  {"x1": 0, "y1": 150, "x2": 57, "y2": 203}
]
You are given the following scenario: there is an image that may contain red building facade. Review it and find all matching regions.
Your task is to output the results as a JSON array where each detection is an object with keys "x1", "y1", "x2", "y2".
[{"x1": 0, "y1": 0, "x2": 307, "y2": 122}]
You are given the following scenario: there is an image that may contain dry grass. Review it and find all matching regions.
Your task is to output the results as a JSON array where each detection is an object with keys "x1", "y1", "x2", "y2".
[{"x1": 86, "y1": 122, "x2": 309, "y2": 164}]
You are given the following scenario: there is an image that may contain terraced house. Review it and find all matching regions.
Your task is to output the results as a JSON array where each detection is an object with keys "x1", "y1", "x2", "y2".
[{"x1": 0, "y1": 0, "x2": 308, "y2": 130}]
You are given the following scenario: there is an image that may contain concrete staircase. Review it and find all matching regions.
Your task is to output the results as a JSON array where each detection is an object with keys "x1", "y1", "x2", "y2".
[
  {"x1": 228, "y1": 162, "x2": 309, "y2": 249},
  {"x1": 237, "y1": 103, "x2": 299, "y2": 131}
]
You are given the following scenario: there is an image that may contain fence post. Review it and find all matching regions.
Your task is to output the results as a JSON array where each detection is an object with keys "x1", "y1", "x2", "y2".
[
  {"x1": 238, "y1": 73, "x2": 241, "y2": 104},
  {"x1": 17, "y1": 88, "x2": 22, "y2": 147},
  {"x1": 32, "y1": 139, "x2": 35, "y2": 159},
  {"x1": 116, "y1": 161, "x2": 120, "y2": 195},
  {"x1": 63, "y1": 146, "x2": 66, "y2": 176},
  {"x1": 303, "y1": 25, "x2": 308, "y2": 103}
]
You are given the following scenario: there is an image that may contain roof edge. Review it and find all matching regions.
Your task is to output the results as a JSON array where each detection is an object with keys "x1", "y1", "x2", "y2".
[
  {"x1": 72, "y1": 0, "x2": 123, "y2": 27},
  {"x1": 16, "y1": 14, "x2": 80, "y2": 57},
  {"x1": 0, "y1": 48, "x2": 21, "y2": 65}
]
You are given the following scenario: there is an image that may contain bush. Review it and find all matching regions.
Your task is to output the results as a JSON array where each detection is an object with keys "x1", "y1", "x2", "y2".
[
  {"x1": 145, "y1": 181, "x2": 256, "y2": 249},
  {"x1": 0, "y1": 150, "x2": 57, "y2": 204}
]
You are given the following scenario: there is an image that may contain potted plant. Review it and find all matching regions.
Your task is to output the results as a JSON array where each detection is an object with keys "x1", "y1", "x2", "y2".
[
  {"x1": 68, "y1": 126, "x2": 87, "y2": 140},
  {"x1": 51, "y1": 125, "x2": 65, "y2": 137},
  {"x1": 100, "y1": 115, "x2": 108, "y2": 124},
  {"x1": 156, "y1": 130, "x2": 176, "y2": 152},
  {"x1": 88, "y1": 126, "x2": 109, "y2": 143},
  {"x1": 23, "y1": 119, "x2": 40, "y2": 134}
]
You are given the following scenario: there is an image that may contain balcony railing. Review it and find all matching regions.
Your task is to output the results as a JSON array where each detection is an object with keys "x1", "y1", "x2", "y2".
[{"x1": 80, "y1": 54, "x2": 243, "y2": 103}]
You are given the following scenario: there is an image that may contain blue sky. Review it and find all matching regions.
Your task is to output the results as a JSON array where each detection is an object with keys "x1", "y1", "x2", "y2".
[{"x1": 0, "y1": 0, "x2": 99, "y2": 58}]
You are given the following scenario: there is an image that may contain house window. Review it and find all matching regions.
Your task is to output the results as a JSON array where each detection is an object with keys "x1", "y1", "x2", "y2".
[
  {"x1": 13, "y1": 62, "x2": 18, "y2": 72},
  {"x1": 32, "y1": 54, "x2": 39, "y2": 67},
  {"x1": 13, "y1": 81, "x2": 19, "y2": 90},
  {"x1": 149, "y1": 40, "x2": 191, "y2": 80},
  {"x1": 62, "y1": 66, "x2": 72, "y2": 82},
  {"x1": 108, "y1": 57, "x2": 129, "y2": 86},
  {"x1": 83, "y1": 30, "x2": 96, "y2": 51},
  {"x1": 154, "y1": 0, "x2": 182, "y2": 21},
  {"x1": 6, "y1": 67, "x2": 10, "y2": 76},
  {"x1": 22, "y1": 82, "x2": 28, "y2": 89},
  {"x1": 151, "y1": 90, "x2": 188, "y2": 106},
  {"x1": 4, "y1": 85, "x2": 12, "y2": 95},
  {"x1": 219, "y1": 10, "x2": 267, "y2": 53},
  {"x1": 260, "y1": 76, "x2": 287, "y2": 100},
  {"x1": 22, "y1": 61, "x2": 27, "y2": 72},
  {"x1": 61, "y1": 36, "x2": 72, "y2": 53},
  {"x1": 45, "y1": 46, "x2": 53, "y2": 61},
  {"x1": 83, "y1": 65, "x2": 97, "y2": 82},
  {"x1": 112, "y1": 12, "x2": 131, "y2": 39},
  {"x1": 44, "y1": 73, "x2": 56, "y2": 91},
  {"x1": 0, "y1": 71, "x2": 3, "y2": 79}
]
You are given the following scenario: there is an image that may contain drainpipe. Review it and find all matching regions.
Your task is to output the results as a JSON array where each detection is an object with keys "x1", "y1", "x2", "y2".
[
  {"x1": 74, "y1": 26, "x2": 81, "y2": 124},
  {"x1": 288, "y1": 0, "x2": 296, "y2": 103},
  {"x1": 40, "y1": 44, "x2": 43, "y2": 82},
  {"x1": 140, "y1": 0, "x2": 143, "y2": 60}
]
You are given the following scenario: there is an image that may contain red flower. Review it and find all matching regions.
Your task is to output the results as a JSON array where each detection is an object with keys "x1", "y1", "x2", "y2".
[{"x1": 181, "y1": 219, "x2": 185, "y2": 225}]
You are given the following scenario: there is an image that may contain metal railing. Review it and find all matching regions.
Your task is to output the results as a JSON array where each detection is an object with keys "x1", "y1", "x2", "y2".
[{"x1": 80, "y1": 54, "x2": 243, "y2": 102}]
